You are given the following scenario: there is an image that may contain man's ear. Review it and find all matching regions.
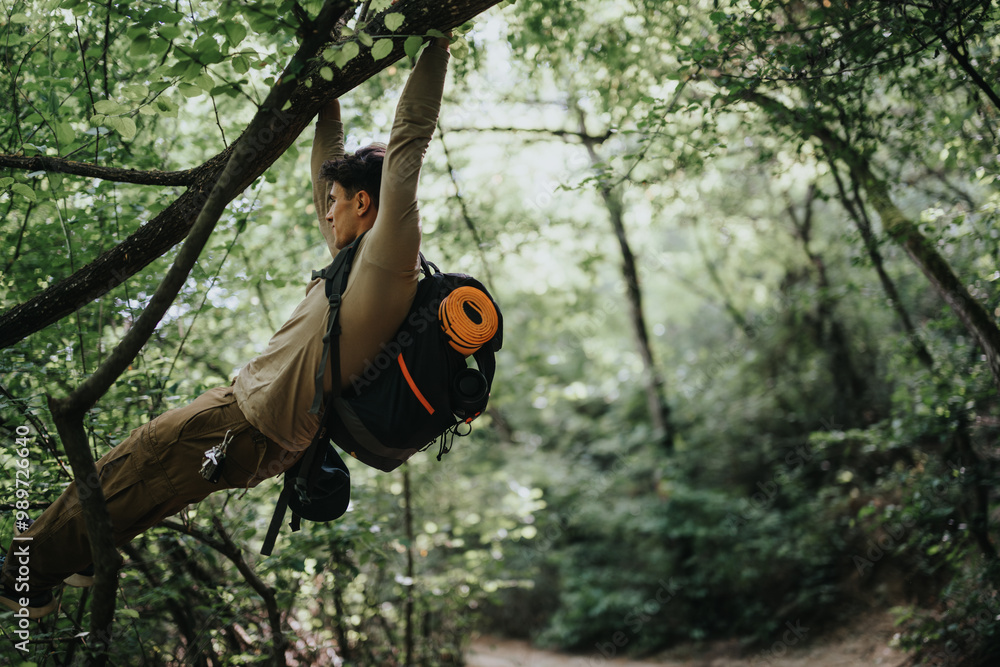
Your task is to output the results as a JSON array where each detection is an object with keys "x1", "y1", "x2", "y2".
[{"x1": 355, "y1": 190, "x2": 374, "y2": 217}]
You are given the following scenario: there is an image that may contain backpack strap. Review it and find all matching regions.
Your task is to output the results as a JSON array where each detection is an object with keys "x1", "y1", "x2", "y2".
[
  {"x1": 419, "y1": 252, "x2": 437, "y2": 278},
  {"x1": 308, "y1": 237, "x2": 362, "y2": 415},
  {"x1": 261, "y1": 234, "x2": 364, "y2": 557},
  {"x1": 261, "y1": 489, "x2": 290, "y2": 556}
]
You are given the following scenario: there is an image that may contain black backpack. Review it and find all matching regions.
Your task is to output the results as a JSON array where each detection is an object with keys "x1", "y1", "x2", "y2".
[{"x1": 261, "y1": 234, "x2": 502, "y2": 555}]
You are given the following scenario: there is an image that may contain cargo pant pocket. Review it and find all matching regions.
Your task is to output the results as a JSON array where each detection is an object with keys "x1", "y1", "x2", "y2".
[
  {"x1": 142, "y1": 386, "x2": 246, "y2": 503},
  {"x1": 220, "y1": 430, "x2": 269, "y2": 489}
]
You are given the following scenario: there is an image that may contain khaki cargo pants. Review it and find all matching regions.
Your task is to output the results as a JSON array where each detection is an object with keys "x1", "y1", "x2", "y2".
[{"x1": 2, "y1": 386, "x2": 303, "y2": 591}]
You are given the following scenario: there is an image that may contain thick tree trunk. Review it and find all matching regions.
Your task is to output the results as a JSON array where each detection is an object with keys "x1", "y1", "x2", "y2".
[{"x1": 0, "y1": 0, "x2": 505, "y2": 350}]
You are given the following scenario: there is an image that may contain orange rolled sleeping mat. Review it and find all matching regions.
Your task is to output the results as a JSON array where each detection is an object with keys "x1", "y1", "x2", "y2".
[{"x1": 439, "y1": 286, "x2": 499, "y2": 357}]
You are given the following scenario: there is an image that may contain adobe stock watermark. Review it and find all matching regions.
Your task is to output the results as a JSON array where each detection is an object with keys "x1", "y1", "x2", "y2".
[
  {"x1": 586, "y1": 578, "x2": 683, "y2": 666},
  {"x1": 9, "y1": 425, "x2": 35, "y2": 652},
  {"x1": 348, "y1": 295, "x2": 446, "y2": 394},
  {"x1": 723, "y1": 436, "x2": 820, "y2": 535},
  {"x1": 749, "y1": 619, "x2": 810, "y2": 665},
  {"x1": 852, "y1": 515, "x2": 917, "y2": 576}
]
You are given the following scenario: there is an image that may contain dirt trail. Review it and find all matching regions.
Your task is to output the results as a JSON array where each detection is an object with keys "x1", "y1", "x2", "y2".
[{"x1": 466, "y1": 612, "x2": 910, "y2": 667}]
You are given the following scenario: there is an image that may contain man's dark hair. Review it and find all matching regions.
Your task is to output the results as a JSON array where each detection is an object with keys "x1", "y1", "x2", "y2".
[{"x1": 321, "y1": 143, "x2": 386, "y2": 210}]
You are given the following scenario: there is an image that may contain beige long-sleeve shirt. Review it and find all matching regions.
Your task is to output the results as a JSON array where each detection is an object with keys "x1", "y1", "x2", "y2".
[{"x1": 233, "y1": 44, "x2": 450, "y2": 451}]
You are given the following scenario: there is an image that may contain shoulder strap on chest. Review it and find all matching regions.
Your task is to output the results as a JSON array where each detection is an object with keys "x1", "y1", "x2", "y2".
[{"x1": 308, "y1": 235, "x2": 364, "y2": 415}]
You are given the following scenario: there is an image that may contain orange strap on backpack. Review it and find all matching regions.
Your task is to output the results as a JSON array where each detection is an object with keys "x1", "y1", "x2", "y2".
[{"x1": 438, "y1": 286, "x2": 499, "y2": 357}]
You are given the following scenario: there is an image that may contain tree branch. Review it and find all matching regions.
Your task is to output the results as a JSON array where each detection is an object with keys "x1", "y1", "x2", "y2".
[
  {"x1": 436, "y1": 126, "x2": 495, "y2": 288},
  {"x1": 931, "y1": 4, "x2": 1000, "y2": 113},
  {"x1": 444, "y1": 124, "x2": 614, "y2": 145},
  {"x1": 577, "y1": 106, "x2": 674, "y2": 449},
  {"x1": 825, "y1": 153, "x2": 936, "y2": 370},
  {"x1": 0, "y1": 153, "x2": 201, "y2": 186},
  {"x1": 0, "y1": 0, "x2": 506, "y2": 350}
]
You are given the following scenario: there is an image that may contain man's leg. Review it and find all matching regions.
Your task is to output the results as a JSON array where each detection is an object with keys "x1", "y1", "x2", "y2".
[{"x1": 2, "y1": 386, "x2": 302, "y2": 593}]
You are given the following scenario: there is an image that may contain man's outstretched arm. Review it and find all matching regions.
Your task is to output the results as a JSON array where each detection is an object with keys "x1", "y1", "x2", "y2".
[
  {"x1": 312, "y1": 99, "x2": 346, "y2": 258},
  {"x1": 366, "y1": 40, "x2": 451, "y2": 270}
]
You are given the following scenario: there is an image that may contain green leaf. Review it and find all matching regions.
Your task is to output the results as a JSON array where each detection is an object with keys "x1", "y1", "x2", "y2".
[
  {"x1": 158, "y1": 26, "x2": 182, "y2": 41},
  {"x1": 183, "y1": 61, "x2": 204, "y2": 81},
  {"x1": 212, "y1": 84, "x2": 242, "y2": 98},
  {"x1": 117, "y1": 117, "x2": 137, "y2": 140},
  {"x1": 232, "y1": 54, "x2": 251, "y2": 74},
  {"x1": 47, "y1": 172, "x2": 64, "y2": 194},
  {"x1": 149, "y1": 36, "x2": 170, "y2": 57},
  {"x1": 450, "y1": 37, "x2": 469, "y2": 59},
  {"x1": 426, "y1": 29, "x2": 447, "y2": 39},
  {"x1": 0, "y1": 177, "x2": 14, "y2": 189},
  {"x1": 333, "y1": 42, "x2": 359, "y2": 68},
  {"x1": 55, "y1": 122, "x2": 75, "y2": 145},
  {"x1": 119, "y1": 608, "x2": 140, "y2": 619},
  {"x1": 384, "y1": 12, "x2": 404, "y2": 32},
  {"x1": 195, "y1": 73, "x2": 215, "y2": 92},
  {"x1": 164, "y1": 59, "x2": 189, "y2": 77},
  {"x1": 10, "y1": 13, "x2": 31, "y2": 24},
  {"x1": 246, "y1": 9, "x2": 278, "y2": 33},
  {"x1": 404, "y1": 35, "x2": 424, "y2": 60},
  {"x1": 123, "y1": 83, "x2": 149, "y2": 101},
  {"x1": 194, "y1": 34, "x2": 224, "y2": 64},
  {"x1": 12, "y1": 184, "x2": 36, "y2": 202},
  {"x1": 130, "y1": 34, "x2": 151, "y2": 57},
  {"x1": 178, "y1": 82, "x2": 202, "y2": 98},
  {"x1": 358, "y1": 31, "x2": 374, "y2": 47},
  {"x1": 94, "y1": 100, "x2": 128, "y2": 115},
  {"x1": 224, "y1": 22, "x2": 247, "y2": 47},
  {"x1": 319, "y1": 66, "x2": 333, "y2": 81},
  {"x1": 372, "y1": 38, "x2": 393, "y2": 61},
  {"x1": 154, "y1": 98, "x2": 179, "y2": 117}
]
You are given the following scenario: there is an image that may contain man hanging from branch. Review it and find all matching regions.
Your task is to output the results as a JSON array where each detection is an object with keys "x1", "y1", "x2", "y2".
[{"x1": 1, "y1": 36, "x2": 451, "y2": 619}]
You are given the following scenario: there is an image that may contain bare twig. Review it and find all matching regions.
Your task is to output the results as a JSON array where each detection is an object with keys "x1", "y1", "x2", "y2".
[{"x1": 436, "y1": 126, "x2": 496, "y2": 289}]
